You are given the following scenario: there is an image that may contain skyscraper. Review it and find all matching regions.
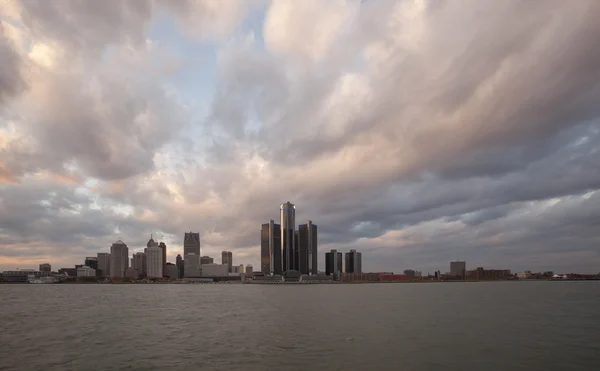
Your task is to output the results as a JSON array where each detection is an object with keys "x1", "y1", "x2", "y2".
[
  {"x1": 298, "y1": 221, "x2": 318, "y2": 275},
  {"x1": 132, "y1": 252, "x2": 146, "y2": 277},
  {"x1": 325, "y1": 249, "x2": 343, "y2": 277},
  {"x1": 176, "y1": 254, "x2": 184, "y2": 278},
  {"x1": 184, "y1": 253, "x2": 200, "y2": 277},
  {"x1": 344, "y1": 249, "x2": 362, "y2": 274},
  {"x1": 110, "y1": 240, "x2": 129, "y2": 277},
  {"x1": 97, "y1": 253, "x2": 110, "y2": 277},
  {"x1": 146, "y1": 245, "x2": 163, "y2": 278},
  {"x1": 280, "y1": 201, "x2": 296, "y2": 272},
  {"x1": 221, "y1": 251, "x2": 233, "y2": 273},
  {"x1": 184, "y1": 232, "x2": 200, "y2": 256},
  {"x1": 158, "y1": 241, "x2": 167, "y2": 276},
  {"x1": 261, "y1": 220, "x2": 282, "y2": 275}
]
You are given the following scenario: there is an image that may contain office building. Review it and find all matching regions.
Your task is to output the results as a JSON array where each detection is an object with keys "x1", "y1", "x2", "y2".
[
  {"x1": 184, "y1": 253, "x2": 201, "y2": 277},
  {"x1": 184, "y1": 232, "x2": 200, "y2": 256},
  {"x1": 39, "y1": 263, "x2": 51, "y2": 272},
  {"x1": 132, "y1": 252, "x2": 146, "y2": 277},
  {"x1": 201, "y1": 263, "x2": 228, "y2": 277},
  {"x1": 298, "y1": 221, "x2": 318, "y2": 275},
  {"x1": 200, "y1": 256, "x2": 214, "y2": 265},
  {"x1": 246, "y1": 264, "x2": 253, "y2": 275},
  {"x1": 344, "y1": 249, "x2": 362, "y2": 274},
  {"x1": 450, "y1": 261, "x2": 467, "y2": 277},
  {"x1": 125, "y1": 268, "x2": 139, "y2": 279},
  {"x1": 325, "y1": 249, "x2": 343, "y2": 277},
  {"x1": 176, "y1": 254, "x2": 184, "y2": 278},
  {"x1": 146, "y1": 245, "x2": 163, "y2": 278},
  {"x1": 159, "y1": 241, "x2": 167, "y2": 275},
  {"x1": 165, "y1": 263, "x2": 178, "y2": 278},
  {"x1": 110, "y1": 240, "x2": 129, "y2": 277},
  {"x1": 97, "y1": 253, "x2": 110, "y2": 277},
  {"x1": 280, "y1": 201, "x2": 296, "y2": 272},
  {"x1": 222, "y1": 251, "x2": 233, "y2": 273},
  {"x1": 261, "y1": 220, "x2": 282, "y2": 275},
  {"x1": 77, "y1": 265, "x2": 96, "y2": 277},
  {"x1": 84, "y1": 257, "x2": 98, "y2": 272}
]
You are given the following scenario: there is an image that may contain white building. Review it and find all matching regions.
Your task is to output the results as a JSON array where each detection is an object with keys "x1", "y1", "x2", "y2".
[
  {"x1": 201, "y1": 263, "x2": 228, "y2": 277},
  {"x1": 146, "y1": 246, "x2": 163, "y2": 278},
  {"x1": 184, "y1": 253, "x2": 201, "y2": 277},
  {"x1": 77, "y1": 265, "x2": 96, "y2": 277}
]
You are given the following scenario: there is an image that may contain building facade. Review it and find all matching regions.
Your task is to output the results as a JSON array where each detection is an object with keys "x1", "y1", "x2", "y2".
[
  {"x1": 176, "y1": 254, "x2": 184, "y2": 278},
  {"x1": 280, "y1": 201, "x2": 296, "y2": 272},
  {"x1": 39, "y1": 263, "x2": 51, "y2": 272},
  {"x1": 158, "y1": 242, "x2": 167, "y2": 275},
  {"x1": 200, "y1": 256, "x2": 214, "y2": 265},
  {"x1": 110, "y1": 240, "x2": 129, "y2": 277},
  {"x1": 261, "y1": 220, "x2": 282, "y2": 275},
  {"x1": 184, "y1": 253, "x2": 200, "y2": 277},
  {"x1": 146, "y1": 246, "x2": 163, "y2": 278},
  {"x1": 165, "y1": 263, "x2": 178, "y2": 278},
  {"x1": 450, "y1": 261, "x2": 467, "y2": 277},
  {"x1": 184, "y1": 232, "x2": 200, "y2": 256},
  {"x1": 221, "y1": 251, "x2": 233, "y2": 273},
  {"x1": 325, "y1": 249, "x2": 343, "y2": 277},
  {"x1": 77, "y1": 266, "x2": 96, "y2": 277},
  {"x1": 96, "y1": 253, "x2": 110, "y2": 277},
  {"x1": 132, "y1": 252, "x2": 146, "y2": 277},
  {"x1": 298, "y1": 221, "x2": 318, "y2": 275},
  {"x1": 245, "y1": 264, "x2": 253, "y2": 275},
  {"x1": 201, "y1": 263, "x2": 229, "y2": 277},
  {"x1": 344, "y1": 249, "x2": 362, "y2": 274}
]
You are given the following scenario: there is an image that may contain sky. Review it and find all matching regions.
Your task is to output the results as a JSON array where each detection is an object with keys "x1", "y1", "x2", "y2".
[{"x1": 1, "y1": 0, "x2": 600, "y2": 274}]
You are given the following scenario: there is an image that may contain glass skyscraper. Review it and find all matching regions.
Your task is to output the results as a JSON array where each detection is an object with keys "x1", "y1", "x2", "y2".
[{"x1": 280, "y1": 201, "x2": 296, "y2": 272}]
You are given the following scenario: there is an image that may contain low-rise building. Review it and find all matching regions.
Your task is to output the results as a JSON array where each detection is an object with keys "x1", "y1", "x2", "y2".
[
  {"x1": 77, "y1": 266, "x2": 96, "y2": 277},
  {"x1": 201, "y1": 263, "x2": 229, "y2": 277}
]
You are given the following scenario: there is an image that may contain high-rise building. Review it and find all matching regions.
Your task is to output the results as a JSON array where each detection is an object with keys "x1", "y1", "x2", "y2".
[
  {"x1": 261, "y1": 220, "x2": 282, "y2": 275},
  {"x1": 450, "y1": 261, "x2": 466, "y2": 277},
  {"x1": 146, "y1": 245, "x2": 163, "y2": 278},
  {"x1": 200, "y1": 256, "x2": 214, "y2": 265},
  {"x1": 344, "y1": 249, "x2": 362, "y2": 274},
  {"x1": 325, "y1": 249, "x2": 343, "y2": 277},
  {"x1": 132, "y1": 252, "x2": 146, "y2": 277},
  {"x1": 184, "y1": 232, "x2": 200, "y2": 256},
  {"x1": 97, "y1": 253, "x2": 110, "y2": 277},
  {"x1": 176, "y1": 254, "x2": 184, "y2": 278},
  {"x1": 158, "y1": 242, "x2": 167, "y2": 276},
  {"x1": 184, "y1": 253, "x2": 200, "y2": 277},
  {"x1": 280, "y1": 201, "x2": 296, "y2": 272},
  {"x1": 84, "y1": 257, "x2": 98, "y2": 271},
  {"x1": 298, "y1": 221, "x2": 318, "y2": 275},
  {"x1": 221, "y1": 251, "x2": 233, "y2": 273},
  {"x1": 110, "y1": 240, "x2": 129, "y2": 277}
]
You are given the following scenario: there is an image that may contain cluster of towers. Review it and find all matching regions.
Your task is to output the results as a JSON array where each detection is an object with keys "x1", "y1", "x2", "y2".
[{"x1": 261, "y1": 201, "x2": 318, "y2": 276}]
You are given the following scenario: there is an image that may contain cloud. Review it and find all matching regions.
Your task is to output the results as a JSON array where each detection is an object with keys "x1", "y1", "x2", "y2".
[{"x1": 1, "y1": 0, "x2": 600, "y2": 274}]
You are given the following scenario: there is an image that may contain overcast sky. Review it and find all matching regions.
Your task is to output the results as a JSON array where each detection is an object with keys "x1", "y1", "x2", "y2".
[{"x1": 1, "y1": 0, "x2": 600, "y2": 274}]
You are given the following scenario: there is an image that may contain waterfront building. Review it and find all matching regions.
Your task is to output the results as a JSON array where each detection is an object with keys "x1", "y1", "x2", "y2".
[
  {"x1": 84, "y1": 257, "x2": 98, "y2": 272},
  {"x1": 97, "y1": 253, "x2": 110, "y2": 277},
  {"x1": 110, "y1": 240, "x2": 129, "y2": 277},
  {"x1": 298, "y1": 221, "x2": 318, "y2": 275},
  {"x1": 344, "y1": 249, "x2": 362, "y2": 274},
  {"x1": 158, "y1": 241, "x2": 167, "y2": 276},
  {"x1": 132, "y1": 252, "x2": 146, "y2": 277},
  {"x1": 184, "y1": 253, "x2": 201, "y2": 277},
  {"x1": 201, "y1": 263, "x2": 229, "y2": 277},
  {"x1": 176, "y1": 254, "x2": 184, "y2": 278},
  {"x1": 222, "y1": 251, "x2": 233, "y2": 273},
  {"x1": 325, "y1": 249, "x2": 343, "y2": 277},
  {"x1": 125, "y1": 267, "x2": 139, "y2": 279},
  {"x1": 280, "y1": 201, "x2": 296, "y2": 272},
  {"x1": 146, "y1": 245, "x2": 163, "y2": 278},
  {"x1": 77, "y1": 265, "x2": 96, "y2": 277},
  {"x1": 184, "y1": 232, "x2": 200, "y2": 256},
  {"x1": 165, "y1": 263, "x2": 178, "y2": 278},
  {"x1": 245, "y1": 264, "x2": 253, "y2": 275},
  {"x1": 39, "y1": 263, "x2": 51, "y2": 272},
  {"x1": 261, "y1": 220, "x2": 282, "y2": 275},
  {"x1": 200, "y1": 256, "x2": 214, "y2": 265},
  {"x1": 450, "y1": 261, "x2": 467, "y2": 277}
]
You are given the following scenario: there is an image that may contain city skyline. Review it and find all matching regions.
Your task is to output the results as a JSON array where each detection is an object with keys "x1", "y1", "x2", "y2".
[{"x1": 2, "y1": 1, "x2": 600, "y2": 274}]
